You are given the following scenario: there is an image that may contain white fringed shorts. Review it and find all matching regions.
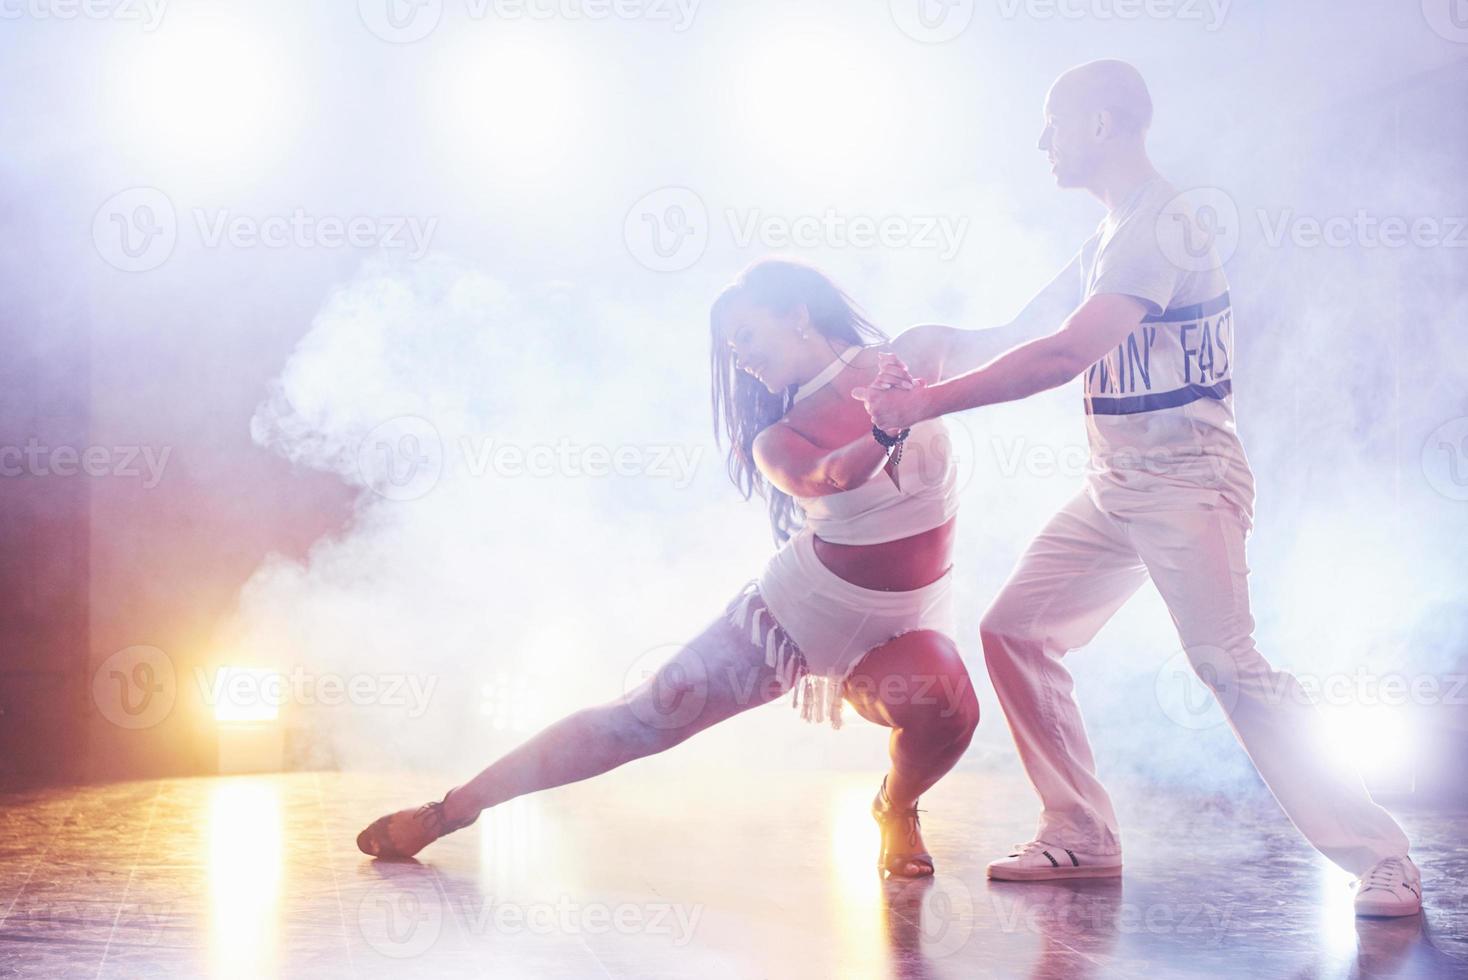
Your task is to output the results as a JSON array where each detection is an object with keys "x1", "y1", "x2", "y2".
[{"x1": 724, "y1": 527, "x2": 956, "y2": 729}]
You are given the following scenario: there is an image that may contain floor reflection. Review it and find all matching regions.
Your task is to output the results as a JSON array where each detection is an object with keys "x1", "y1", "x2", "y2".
[
  {"x1": 207, "y1": 780, "x2": 282, "y2": 979},
  {"x1": 0, "y1": 769, "x2": 1462, "y2": 978},
  {"x1": 830, "y1": 782, "x2": 888, "y2": 980}
]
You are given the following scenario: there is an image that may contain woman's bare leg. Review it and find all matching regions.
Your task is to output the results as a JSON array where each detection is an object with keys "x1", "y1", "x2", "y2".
[
  {"x1": 843, "y1": 630, "x2": 981, "y2": 874},
  {"x1": 441, "y1": 616, "x2": 785, "y2": 826}
]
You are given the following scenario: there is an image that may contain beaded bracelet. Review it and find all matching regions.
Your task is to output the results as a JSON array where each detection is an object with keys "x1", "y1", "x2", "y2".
[{"x1": 872, "y1": 425, "x2": 912, "y2": 466}]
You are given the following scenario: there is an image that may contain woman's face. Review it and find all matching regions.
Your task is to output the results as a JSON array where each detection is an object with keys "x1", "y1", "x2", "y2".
[{"x1": 720, "y1": 298, "x2": 810, "y2": 394}]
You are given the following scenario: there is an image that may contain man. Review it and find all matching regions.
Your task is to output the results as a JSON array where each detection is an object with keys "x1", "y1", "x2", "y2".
[{"x1": 853, "y1": 59, "x2": 1420, "y2": 917}]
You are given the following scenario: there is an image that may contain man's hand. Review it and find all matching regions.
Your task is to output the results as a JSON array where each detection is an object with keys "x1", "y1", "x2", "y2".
[{"x1": 851, "y1": 353, "x2": 933, "y2": 432}]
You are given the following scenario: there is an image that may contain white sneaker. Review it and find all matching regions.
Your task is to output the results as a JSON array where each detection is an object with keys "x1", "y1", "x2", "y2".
[
  {"x1": 986, "y1": 840, "x2": 1123, "y2": 881},
  {"x1": 1354, "y1": 856, "x2": 1422, "y2": 917}
]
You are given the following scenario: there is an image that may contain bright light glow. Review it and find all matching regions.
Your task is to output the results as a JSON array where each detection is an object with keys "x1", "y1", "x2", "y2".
[
  {"x1": 477, "y1": 794, "x2": 544, "y2": 894},
  {"x1": 213, "y1": 666, "x2": 281, "y2": 722},
  {"x1": 726, "y1": 27, "x2": 910, "y2": 183},
  {"x1": 208, "y1": 781, "x2": 282, "y2": 979},
  {"x1": 1318, "y1": 704, "x2": 1413, "y2": 779},
  {"x1": 430, "y1": 33, "x2": 588, "y2": 186},
  {"x1": 830, "y1": 779, "x2": 883, "y2": 974},
  {"x1": 830, "y1": 781, "x2": 880, "y2": 894},
  {"x1": 1275, "y1": 515, "x2": 1422, "y2": 793},
  {"x1": 830, "y1": 780, "x2": 881, "y2": 894},
  {"x1": 106, "y1": 9, "x2": 291, "y2": 177},
  {"x1": 1313, "y1": 862, "x2": 1361, "y2": 966}
]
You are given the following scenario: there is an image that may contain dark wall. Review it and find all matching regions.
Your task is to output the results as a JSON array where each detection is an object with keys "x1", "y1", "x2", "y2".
[{"x1": 0, "y1": 197, "x2": 90, "y2": 787}]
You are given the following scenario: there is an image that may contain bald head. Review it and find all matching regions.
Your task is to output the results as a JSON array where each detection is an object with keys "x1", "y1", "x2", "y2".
[
  {"x1": 1047, "y1": 59, "x2": 1153, "y2": 138},
  {"x1": 1038, "y1": 59, "x2": 1154, "y2": 191}
]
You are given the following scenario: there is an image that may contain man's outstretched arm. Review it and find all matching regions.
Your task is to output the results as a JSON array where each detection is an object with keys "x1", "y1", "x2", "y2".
[
  {"x1": 943, "y1": 249, "x2": 1087, "y2": 377},
  {"x1": 856, "y1": 292, "x2": 1151, "y2": 430},
  {"x1": 896, "y1": 250, "x2": 1086, "y2": 382}
]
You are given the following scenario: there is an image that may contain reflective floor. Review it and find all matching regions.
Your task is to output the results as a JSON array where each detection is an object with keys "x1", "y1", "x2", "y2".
[{"x1": 0, "y1": 769, "x2": 1464, "y2": 979}]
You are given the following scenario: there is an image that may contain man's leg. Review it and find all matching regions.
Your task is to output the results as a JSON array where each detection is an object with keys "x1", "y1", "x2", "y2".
[
  {"x1": 1127, "y1": 498, "x2": 1412, "y2": 875},
  {"x1": 980, "y1": 490, "x2": 1150, "y2": 864}
]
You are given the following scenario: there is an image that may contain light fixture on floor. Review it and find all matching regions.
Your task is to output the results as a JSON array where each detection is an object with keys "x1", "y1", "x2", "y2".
[{"x1": 212, "y1": 666, "x2": 286, "y2": 775}]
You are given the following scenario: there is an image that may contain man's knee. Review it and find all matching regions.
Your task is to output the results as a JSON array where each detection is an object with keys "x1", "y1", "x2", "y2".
[
  {"x1": 1183, "y1": 638, "x2": 1275, "y2": 699},
  {"x1": 979, "y1": 604, "x2": 1030, "y2": 662}
]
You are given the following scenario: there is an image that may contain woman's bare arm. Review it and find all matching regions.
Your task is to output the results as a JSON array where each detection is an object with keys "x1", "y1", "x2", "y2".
[
  {"x1": 752, "y1": 421, "x2": 892, "y2": 498},
  {"x1": 748, "y1": 251, "x2": 1089, "y2": 500}
]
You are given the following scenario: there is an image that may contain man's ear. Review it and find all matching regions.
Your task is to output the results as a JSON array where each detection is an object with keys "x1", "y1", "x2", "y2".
[{"x1": 1094, "y1": 108, "x2": 1113, "y2": 140}]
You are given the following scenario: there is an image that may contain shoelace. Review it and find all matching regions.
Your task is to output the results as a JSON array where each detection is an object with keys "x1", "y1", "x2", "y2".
[
  {"x1": 414, "y1": 800, "x2": 450, "y2": 836},
  {"x1": 1362, "y1": 858, "x2": 1405, "y2": 891},
  {"x1": 898, "y1": 807, "x2": 926, "y2": 847}
]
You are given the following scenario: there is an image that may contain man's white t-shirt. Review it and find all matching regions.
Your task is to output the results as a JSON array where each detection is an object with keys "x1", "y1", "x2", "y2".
[{"x1": 1078, "y1": 175, "x2": 1256, "y2": 524}]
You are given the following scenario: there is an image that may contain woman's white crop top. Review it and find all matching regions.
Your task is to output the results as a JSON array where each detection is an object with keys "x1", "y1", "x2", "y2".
[{"x1": 788, "y1": 345, "x2": 960, "y2": 546}]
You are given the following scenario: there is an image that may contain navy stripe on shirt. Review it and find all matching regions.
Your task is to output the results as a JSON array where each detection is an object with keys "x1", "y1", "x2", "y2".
[
  {"x1": 1142, "y1": 291, "x2": 1231, "y2": 324},
  {"x1": 1086, "y1": 379, "x2": 1233, "y2": 416}
]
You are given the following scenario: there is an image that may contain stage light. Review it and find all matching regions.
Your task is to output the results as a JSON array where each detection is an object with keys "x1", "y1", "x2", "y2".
[
  {"x1": 213, "y1": 666, "x2": 286, "y2": 774},
  {"x1": 726, "y1": 26, "x2": 909, "y2": 184},
  {"x1": 479, "y1": 670, "x2": 544, "y2": 733},
  {"x1": 429, "y1": 32, "x2": 588, "y2": 187},
  {"x1": 104, "y1": 8, "x2": 292, "y2": 180},
  {"x1": 212, "y1": 666, "x2": 281, "y2": 722}
]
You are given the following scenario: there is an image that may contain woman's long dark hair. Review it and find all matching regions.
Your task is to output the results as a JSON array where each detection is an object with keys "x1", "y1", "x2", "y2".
[{"x1": 710, "y1": 259, "x2": 888, "y2": 544}]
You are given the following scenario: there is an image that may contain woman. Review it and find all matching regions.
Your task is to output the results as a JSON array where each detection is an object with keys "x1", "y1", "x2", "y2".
[{"x1": 357, "y1": 258, "x2": 1001, "y2": 878}]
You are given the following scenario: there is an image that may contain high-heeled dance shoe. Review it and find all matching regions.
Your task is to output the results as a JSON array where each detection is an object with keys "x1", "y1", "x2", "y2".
[
  {"x1": 871, "y1": 775, "x2": 935, "y2": 879},
  {"x1": 356, "y1": 788, "x2": 479, "y2": 860}
]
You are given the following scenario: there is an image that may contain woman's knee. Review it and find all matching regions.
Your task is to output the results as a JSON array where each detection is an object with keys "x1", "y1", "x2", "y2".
[
  {"x1": 895, "y1": 690, "x2": 978, "y2": 759},
  {"x1": 937, "y1": 677, "x2": 980, "y2": 746},
  {"x1": 861, "y1": 632, "x2": 980, "y2": 746}
]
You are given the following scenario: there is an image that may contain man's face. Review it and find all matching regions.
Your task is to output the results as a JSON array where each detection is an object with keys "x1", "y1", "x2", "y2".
[{"x1": 1036, "y1": 85, "x2": 1101, "y2": 188}]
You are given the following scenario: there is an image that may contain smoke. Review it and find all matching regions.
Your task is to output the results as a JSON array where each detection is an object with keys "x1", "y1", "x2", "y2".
[
  {"x1": 217, "y1": 255, "x2": 771, "y2": 772},
  {"x1": 185, "y1": 1, "x2": 1468, "y2": 799}
]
